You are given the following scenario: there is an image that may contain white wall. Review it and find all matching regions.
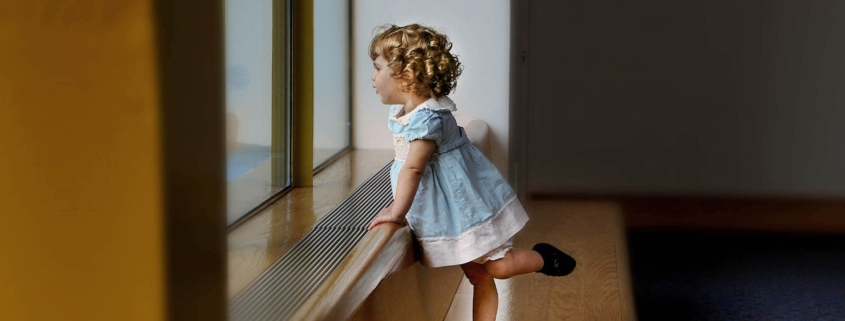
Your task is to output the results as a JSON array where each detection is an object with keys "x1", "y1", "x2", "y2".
[{"x1": 352, "y1": 0, "x2": 511, "y2": 178}]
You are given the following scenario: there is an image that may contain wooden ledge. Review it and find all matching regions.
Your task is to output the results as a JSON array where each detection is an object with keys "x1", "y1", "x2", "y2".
[
  {"x1": 290, "y1": 223, "x2": 416, "y2": 320},
  {"x1": 227, "y1": 149, "x2": 394, "y2": 300}
]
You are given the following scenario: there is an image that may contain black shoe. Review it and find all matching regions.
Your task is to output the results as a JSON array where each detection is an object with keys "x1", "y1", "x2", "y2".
[{"x1": 533, "y1": 243, "x2": 576, "y2": 276}]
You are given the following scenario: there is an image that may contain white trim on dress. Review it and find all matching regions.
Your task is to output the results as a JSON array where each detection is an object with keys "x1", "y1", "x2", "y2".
[
  {"x1": 415, "y1": 196, "x2": 529, "y2": 267},
  {"x1": 390, "y1": 96, "x2": 457, "y2": 125}
]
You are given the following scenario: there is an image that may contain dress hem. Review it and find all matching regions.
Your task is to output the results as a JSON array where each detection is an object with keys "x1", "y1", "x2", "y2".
[{"x1": 416, "y1": 196, "x2": 529, "y2": 267}]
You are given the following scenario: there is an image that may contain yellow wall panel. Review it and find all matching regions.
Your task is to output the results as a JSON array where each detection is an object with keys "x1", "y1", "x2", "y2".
[{"x1": 0, "y1": 1, "x2": 164, "y2": 320}]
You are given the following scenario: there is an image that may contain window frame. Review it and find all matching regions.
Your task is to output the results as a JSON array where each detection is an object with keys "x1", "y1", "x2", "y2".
[{"x1": 226, "y1": 0, "x2": 294, "y2": 229}]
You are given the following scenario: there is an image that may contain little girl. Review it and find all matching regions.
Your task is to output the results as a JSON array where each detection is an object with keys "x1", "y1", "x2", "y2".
[{"x1": 366, "y1": 24, "x2": 576, "y2": 320}]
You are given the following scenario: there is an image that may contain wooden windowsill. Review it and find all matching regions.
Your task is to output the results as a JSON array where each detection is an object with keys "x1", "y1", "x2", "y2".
[{"x1": 227, "y1": 149, "x2": 394, "y2": 300}]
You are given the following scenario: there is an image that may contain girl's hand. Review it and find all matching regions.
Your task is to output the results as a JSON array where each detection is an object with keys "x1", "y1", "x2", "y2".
[{"x1": 367, "y1": 206, "x2": 407, "y2": 230}]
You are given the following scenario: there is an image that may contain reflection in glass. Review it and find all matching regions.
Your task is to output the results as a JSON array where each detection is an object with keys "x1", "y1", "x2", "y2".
[
  {"x1": 313, "y1": 0, "x2": 351, "y2": 169},
  {"x1": 225, "y1": 0, "x2": 288, "y2": 225}
]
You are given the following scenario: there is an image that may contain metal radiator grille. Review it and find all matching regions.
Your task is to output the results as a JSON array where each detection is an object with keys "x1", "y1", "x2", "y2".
[{"x1": 228, "y1": 162, "x2": 394, "y2": 321}]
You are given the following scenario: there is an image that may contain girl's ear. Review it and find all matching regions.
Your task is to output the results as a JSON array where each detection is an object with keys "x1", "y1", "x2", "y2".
[
  {"x1": 402, "y1": 68, "x2": 415, "y2": 81},
  {"x1": 398, "y1": 69, "x2": 415, "y2": 93}
]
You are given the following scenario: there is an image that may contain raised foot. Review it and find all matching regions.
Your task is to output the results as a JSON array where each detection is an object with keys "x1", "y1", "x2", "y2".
[{"x1": 533, "y1": 243, "x2": 576, "y2": 277}]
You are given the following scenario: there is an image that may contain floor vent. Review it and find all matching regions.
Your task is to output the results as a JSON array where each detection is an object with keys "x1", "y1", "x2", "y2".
[{"x1": 228, "y1": 162, "x2": 394, "y2": 321}]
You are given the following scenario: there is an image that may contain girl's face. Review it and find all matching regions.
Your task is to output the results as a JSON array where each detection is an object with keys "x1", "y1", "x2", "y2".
[{"x1": 371, "y1": 54, "x2": 406, "y2": 105}]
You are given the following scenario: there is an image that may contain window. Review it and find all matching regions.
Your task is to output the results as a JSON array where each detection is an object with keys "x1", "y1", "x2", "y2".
[
  {"x1": 225, "y1": 0, "x2": 290, "y2": 226},
  {"x1": 313, "y1": 0, "x2": 351, "y2": 169},
  {"x1": 223, "y1": 0, "x2": 350, "y2": 226}
]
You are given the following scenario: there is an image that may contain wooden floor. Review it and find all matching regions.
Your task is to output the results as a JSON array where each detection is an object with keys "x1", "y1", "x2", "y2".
[
  {"x1": 441, "y1": 200, "x2": 637, "y2": 321},
  {"x1": 348, "y1": 200, "x2": 636, "y2": 321},
  {"x1": 438, "y1": 197, "x2": 845, "y2": 320}
]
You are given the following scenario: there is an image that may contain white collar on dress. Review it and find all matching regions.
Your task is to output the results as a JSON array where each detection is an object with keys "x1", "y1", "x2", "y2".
[{"x1": 390, "y1": 96, "x2": 457, "y2": 125}]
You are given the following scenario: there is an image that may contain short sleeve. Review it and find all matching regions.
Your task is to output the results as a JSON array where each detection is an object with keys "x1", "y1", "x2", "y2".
[{"x1": 405, "y1": 108, "x2": 443, "y2": 145}]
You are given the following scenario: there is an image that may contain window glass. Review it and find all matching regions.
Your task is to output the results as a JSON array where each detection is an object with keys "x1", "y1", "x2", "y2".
[
  {"x1": 313, "y1": 0, "x2": 351, "y2": 168},
  {"x1": 225, "y1": 0, "x2": 289, "y2": 225}
]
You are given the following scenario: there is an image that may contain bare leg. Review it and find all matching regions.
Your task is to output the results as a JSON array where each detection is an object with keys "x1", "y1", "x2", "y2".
[
  {"x1": 461, "y1": 262, "x2": 498, "y2": 321},
  {"x1": 483, "y1": 248, "x2": 544, "y2": 280}
]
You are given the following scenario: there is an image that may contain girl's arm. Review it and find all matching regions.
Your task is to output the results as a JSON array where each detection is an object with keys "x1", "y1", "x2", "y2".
[{"x1": 367, "y1": 139, "x2": 436, "y2": 230}]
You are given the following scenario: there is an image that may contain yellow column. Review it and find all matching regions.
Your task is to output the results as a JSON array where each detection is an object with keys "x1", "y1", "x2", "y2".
[
  {"x1": 292, "y1": 0, "x2": 314, "y2": 186},
  {"x1": 0, "y1": 1, "x2": 163, "y2": 320}
]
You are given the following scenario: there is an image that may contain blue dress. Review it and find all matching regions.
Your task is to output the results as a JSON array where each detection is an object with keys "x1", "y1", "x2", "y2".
[{"x1": 388, "y1": 96, "x2": 529, "y2": 267}]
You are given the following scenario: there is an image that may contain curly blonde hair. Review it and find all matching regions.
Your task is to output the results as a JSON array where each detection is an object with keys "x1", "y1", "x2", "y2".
[{"x1": 369, "y1": 24, "x2": 463, "y2": 98}]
